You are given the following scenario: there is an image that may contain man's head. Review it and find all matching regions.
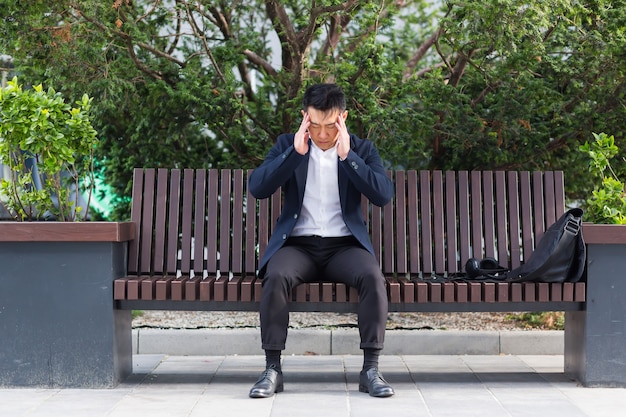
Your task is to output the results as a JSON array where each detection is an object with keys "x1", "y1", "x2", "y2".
[
  {"x1": 302, "y1": 84, "x2": 348, "y2": 151},
  {"x1": 302, "y1": 83, "x2": 346, "y2": 113}
]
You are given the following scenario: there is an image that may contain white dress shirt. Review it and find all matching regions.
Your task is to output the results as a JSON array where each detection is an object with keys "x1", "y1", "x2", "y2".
[{"x1": 291, "y1": 142, "x2": 351, "y2": 237}]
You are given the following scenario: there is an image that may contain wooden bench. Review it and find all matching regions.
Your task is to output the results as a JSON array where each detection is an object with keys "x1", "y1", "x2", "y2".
[
  {"x1": 112, "y1": 168, "x2": 626, "y2": 388},
  {"x1": 114, "y1": 168, "x2": 585, "y2": 313}
]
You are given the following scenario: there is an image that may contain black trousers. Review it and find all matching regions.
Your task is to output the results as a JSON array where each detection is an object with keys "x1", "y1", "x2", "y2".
[{"x1": 260, "y1": 235, "x2": 388, "y2": 351}]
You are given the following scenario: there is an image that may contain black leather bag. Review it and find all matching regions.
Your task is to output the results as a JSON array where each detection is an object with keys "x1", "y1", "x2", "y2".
[
  {"x1": 462, "y1": 208, "x2": 586, "y2": 283},
  {"x1": 505, "y1": 208, "x2": 585, "y2": 283}
]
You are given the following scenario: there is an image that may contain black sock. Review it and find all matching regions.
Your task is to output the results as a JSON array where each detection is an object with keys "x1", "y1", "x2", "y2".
[
  {"x1": 362, "y1": 348, "x2": 381, "y2": 372},
  {"x1": 265, "y1": 350, "x2": 282, "y2": 372}
]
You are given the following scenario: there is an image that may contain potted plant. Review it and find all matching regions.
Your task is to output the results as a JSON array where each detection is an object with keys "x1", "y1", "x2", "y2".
[{"x1": 0, "y1": 77, "x2": 134, "y2": 388}]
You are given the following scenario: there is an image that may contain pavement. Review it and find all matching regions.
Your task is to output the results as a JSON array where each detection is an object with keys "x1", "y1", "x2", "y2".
[
  {"x1": 3, "y1": 330, "x2": 626, "y2": 417},
  {"x1": 2, "y1": 353, "x2": 626, "y2": 417}
]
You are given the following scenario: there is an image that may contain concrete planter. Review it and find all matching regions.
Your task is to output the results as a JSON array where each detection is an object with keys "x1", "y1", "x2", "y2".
[
  {"x1": 0, "y1": 222, "x2": 134, "y2": 388},
  {"x1": 565, "y1": 223, "x2": 626, "y2": 387}
]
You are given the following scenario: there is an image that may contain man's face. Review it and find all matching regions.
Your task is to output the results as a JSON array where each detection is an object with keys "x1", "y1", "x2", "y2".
[{"x1": 303, "y1": 107, "x2": 348, "y2": 151}]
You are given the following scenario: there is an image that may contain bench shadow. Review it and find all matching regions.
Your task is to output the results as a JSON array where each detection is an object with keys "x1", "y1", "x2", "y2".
[{"x1": 123, "y1": 370, "x2": 571, "y2": 386}]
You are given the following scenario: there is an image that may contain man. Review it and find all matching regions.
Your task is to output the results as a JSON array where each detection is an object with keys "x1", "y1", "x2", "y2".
[{"x1": 248, "y1": 83, "x2": 394, "y2": 398}]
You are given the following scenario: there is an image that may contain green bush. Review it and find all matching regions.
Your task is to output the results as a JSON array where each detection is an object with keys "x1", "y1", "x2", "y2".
[
  {"x1": 579, "y1": 133, "x2": 626, "y2": 224},
  {"x1": 0, "y1": 77, "x2": 98, "y2": 221}
]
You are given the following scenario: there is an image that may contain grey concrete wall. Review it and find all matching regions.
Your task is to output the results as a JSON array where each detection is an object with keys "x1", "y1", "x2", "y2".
[{"x1": 0, "y1": 241, "x2": 131, "y2": 388}]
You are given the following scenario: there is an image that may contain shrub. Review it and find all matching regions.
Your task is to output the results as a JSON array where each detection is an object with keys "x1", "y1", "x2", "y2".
[
  {"x1": 0, "y1": 77, "x2": 98, "y2": 221},
  {"x1": 579, "y1": 132, "x2": 626, "y2": 224}
]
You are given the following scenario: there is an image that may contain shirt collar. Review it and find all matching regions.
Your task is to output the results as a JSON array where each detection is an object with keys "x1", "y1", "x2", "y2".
[{"x1": 310, "y1": 140, "x2": 338, "y2": 158}]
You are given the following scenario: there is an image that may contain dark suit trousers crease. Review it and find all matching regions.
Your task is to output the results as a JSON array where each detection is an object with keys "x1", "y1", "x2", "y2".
[{"x1": 260, "y1": 236, "x2": 388, "y2": 351}]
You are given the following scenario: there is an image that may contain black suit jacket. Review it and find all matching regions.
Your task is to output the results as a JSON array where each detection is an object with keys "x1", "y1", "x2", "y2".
[{"x1": 248, "y1": 133, "x2": 393, "y2": 277}]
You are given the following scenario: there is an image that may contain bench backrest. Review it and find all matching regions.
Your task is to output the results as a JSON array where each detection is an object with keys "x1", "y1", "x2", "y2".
[{"x1": 127, "y1": 168, "x2": 565, "y2": 279}]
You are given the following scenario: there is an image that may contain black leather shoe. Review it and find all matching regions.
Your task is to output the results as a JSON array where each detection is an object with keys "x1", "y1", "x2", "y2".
[
  {"x1": 249, "y1": 367, "x2": 284, "y2": 398},
  {"x1": 359, "y1": 368, "x2": 394, "y2": 397}
]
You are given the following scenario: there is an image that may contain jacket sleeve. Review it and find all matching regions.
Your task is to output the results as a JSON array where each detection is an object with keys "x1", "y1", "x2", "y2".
[
  {"x1": 340, "y1": 138, "x2": 393, "y2": 207},
  {"x1": 248, "y1": 134, "x2": 306, "y2": 199}
]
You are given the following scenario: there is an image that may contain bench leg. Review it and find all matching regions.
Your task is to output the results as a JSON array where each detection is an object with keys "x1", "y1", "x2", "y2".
[
  {"x1": 0, "y1": 241, "x2": 132, "y2": 388},
  {"x1": 565, "y1": 243, "x2": 626, "y2": 387}
]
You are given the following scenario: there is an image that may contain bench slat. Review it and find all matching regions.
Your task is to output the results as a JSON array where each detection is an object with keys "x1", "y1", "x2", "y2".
[
  {"x1": 206, "y1": 170, "x2": 219, "y2": 272},
  {"x1": 166, "y1": 170, "x2": 181, "y2": 275},
  {"x1": 141, "y1": 277, "x2": 157, "y2": 300},
  {"x1": 532, "y1": 171, "x2": 546, "y2": 241},
  {"x1": 407, "y1": 170, "x2": 420, "y2": 274},
  {"x1": 199, "y1": 277, "x2": 216, "y2": 301},
  {"x1": 219, "y1": 170, "x2": 232, "y2": 276},
  {"x1": 507, "y1": 172, "x2": 522, "y2": 269},
  {"x1": 445, "y1": 171, "x2": 459, "y2": 273},
  {"x1": 156, "y1": 277, "x2": 174, "y2": 300},
  {"x1": 495, "y1": 171, "x2": 508, "y2": 264},
  {"x1": 228, "y1": 276, "x2": 242, "y2": 302},
  {"x1": 458, "y1": 171, "x2": 471, "y2": 268},
  {"x1": 420, "y1": 170, "x2": 433, "y2": 273},
  {"x1": 193, "y1": 170, "x2": 207, "y2": 275},
  {"x1": 483, "y1": 171, "x2": 496, "y2": 259},
  {"x1": 432, "y1": 171, "x2": 445, "y2": 273},
  {"x1": 152, "y1": 169, "x2": 169, "y2": 274},
  {"x1": 127, "y1": 169, "x2": 144, "y2": 274},
  {"x1": 245, "y1": 169, "x2": 257, "y2": 275},
  {"x1": 232, "y1": 169, "x2": 245, "y2": 274},
  {"x1": 455, "y1": 282, "x2": 468, "y2": 303},
  {"x1": 185, "y1": 277, "x2": 201, "y2": 301},
  {"x1": 140, "y1": 169, "x2": 156, "y2": 275},
  {"x1": 544, "y1": 171, "x2": 557, "y2": 227},
  {"x1": 180, "y1": 169, "x2": 194, "y2": 275},
  {"x1": 470, "y1": 171, "x2": 483, "y2": 260},
  {"x1": 520, "y1": 172, "x2": 534, "y2": 264},
  {"x1": 382, "y1": 171, "x2": 394, "y2": 272},
  {"x1": 309, "y1": 283, "x2": 321, "y2": 303},
  {"x1": 241, "y1": 275, "x2": 255, "y2": 302},
  {"x1": 336, "y1": 283, "x2": 348, "y2": 302},
  {"x1": 401, "y1": 280, "x2": 415, "y2": 303},
  {"x1": 171, "y1": 278, "x2": 185, "y2": 301},
  {"x1": 394, "y1": 171, "x2": 407, "y2": 274},
  {"x1": 213, "y1": 276, "x2": 228, "y2": 302}
]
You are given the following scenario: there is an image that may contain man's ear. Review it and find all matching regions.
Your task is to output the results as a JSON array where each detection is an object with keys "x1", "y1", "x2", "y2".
[{"x1": 341, "y1": 110, "x2": 348, "y2": 121}]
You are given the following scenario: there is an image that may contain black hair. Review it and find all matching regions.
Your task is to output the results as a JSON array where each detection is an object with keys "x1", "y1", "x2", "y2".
[{"x1": 302, "y1": 83, "x2": 346, "y2": 112}]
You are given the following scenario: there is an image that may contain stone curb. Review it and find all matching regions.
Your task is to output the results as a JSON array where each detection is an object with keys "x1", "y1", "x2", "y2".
[{"x1": 132, "y1": 328, "x2": 564, "y2": 356}]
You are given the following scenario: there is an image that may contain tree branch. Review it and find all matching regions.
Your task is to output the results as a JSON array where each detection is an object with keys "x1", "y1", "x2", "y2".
[
  {"x1": 166, "y1": 2, "x2": 183, "y2": 56},
  {"x1": 404, "y1": 26, "x2": 444, "y2": 80},
  {"x1": 471, "y1": 80, "x2": 502, "y2": 108},
  {"x1": 243, "y1": 49, "x2": 278, "y2": 77},
  {"x1": 265, "y1": 0, "x2": 299, "y2": 63},
  {"x1": 182, "y1": 2, "x2": 226, "y2": 83},
  {"x1": 434, "y1": 35, "x2": 454, "y2": 75},
  {"x1": 124, "y1": 38, "x2": 166, "y2": 82},
  {"x1": 415, "y1": 62, "x2": 446, "y2": 78},
  {"x1": 134, "y1": 0, "x2": 162, "y2": 24},
  {"x1": 71, "y1": 3, "x2": 185, "y2": 68}
]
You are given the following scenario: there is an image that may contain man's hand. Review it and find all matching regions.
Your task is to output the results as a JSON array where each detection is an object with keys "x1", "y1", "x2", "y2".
[
  {"x1": 335, "y1": 113, "x2": 350, "y2": 160},
  {"x1": 294, "y1": 112, "x2": 311, "y2": 155}
]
